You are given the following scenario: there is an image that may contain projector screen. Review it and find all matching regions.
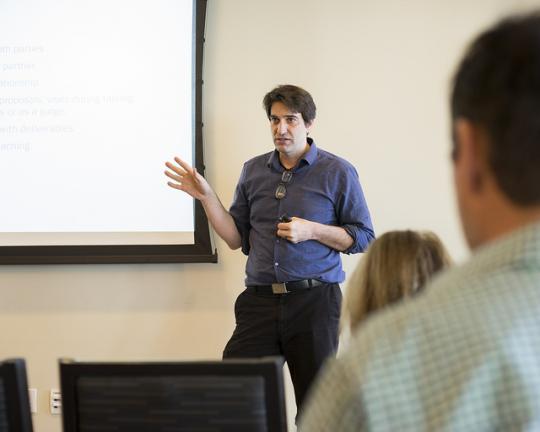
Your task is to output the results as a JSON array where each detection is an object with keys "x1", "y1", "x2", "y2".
[{"x1": 0, "y1": 0, "x2": 216, "y2": 263}]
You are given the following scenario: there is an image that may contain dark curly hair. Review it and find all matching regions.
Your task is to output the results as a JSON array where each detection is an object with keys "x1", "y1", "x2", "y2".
[
  {"x1": 263, "y1": 84, "x2": 316, "y2": 124},
  {"x1": 451, "y1": 12, "x2": 540, "y2": 205}
]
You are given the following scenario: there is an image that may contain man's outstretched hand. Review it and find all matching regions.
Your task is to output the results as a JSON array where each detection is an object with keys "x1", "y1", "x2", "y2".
[{"x1": 165, "y1": 157, "x2": 213, "y2": 202}]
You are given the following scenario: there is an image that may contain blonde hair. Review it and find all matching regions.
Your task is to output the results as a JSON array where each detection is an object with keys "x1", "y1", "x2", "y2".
[{"x1": 344, "y1": 230, "x2": 451, "y2": 331}]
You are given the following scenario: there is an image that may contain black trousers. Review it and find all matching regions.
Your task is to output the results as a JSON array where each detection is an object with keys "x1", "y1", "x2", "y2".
[{"x1": 222, "y1": 283, "x2": 342, "y2": 416}]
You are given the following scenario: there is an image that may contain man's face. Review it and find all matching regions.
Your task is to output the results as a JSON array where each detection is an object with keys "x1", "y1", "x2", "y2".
[{"x1": 269, "y1": 101, "x2": 311, "y2": 160}]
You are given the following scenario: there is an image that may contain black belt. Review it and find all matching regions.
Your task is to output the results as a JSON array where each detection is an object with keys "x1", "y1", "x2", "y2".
[{"x1": 246, "y1": 279, "x2": 325, "y2": 295}]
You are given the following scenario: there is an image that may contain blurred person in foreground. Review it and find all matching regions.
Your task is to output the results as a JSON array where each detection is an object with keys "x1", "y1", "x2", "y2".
[{"x1": 299, "y1": 12, "x2": 540, "y2": 431}]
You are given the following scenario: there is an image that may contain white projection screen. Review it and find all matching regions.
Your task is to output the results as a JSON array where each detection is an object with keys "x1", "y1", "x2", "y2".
[{"x1": 0, "y1": 0, "x2": 216, "y2": 264}]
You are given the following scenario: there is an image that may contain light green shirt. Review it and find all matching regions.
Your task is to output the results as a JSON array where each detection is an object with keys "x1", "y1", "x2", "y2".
[{"x1": 299, "y1": 222, "x2": 540, "y2": 432}]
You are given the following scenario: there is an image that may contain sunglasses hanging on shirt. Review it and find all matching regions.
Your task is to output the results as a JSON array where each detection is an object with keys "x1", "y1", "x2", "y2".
[{"x1": 275, "y1": 170, "x2": 293, "y2": 200}]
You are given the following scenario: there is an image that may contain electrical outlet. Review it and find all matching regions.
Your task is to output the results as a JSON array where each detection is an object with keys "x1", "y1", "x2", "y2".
[
  {"x1": 28, "y1": 388, "x2": 37, "y2": 413},
  {"x1": 50, "y1": 389, "x2": 61, "y2": 415}
]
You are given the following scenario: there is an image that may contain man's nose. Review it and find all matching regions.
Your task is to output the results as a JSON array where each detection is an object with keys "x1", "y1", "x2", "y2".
[{"x1": 276, "y1": 120, "x2": 288, "y2": 135}]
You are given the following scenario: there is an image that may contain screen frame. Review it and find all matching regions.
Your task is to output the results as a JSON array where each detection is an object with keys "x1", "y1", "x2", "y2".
[
  {"x1": 60, "y1": 357, "x2": 288, "y2": 432},
  {"x1": 0, "y1": 0, "x2": 217, "y2": 265},
  {"x1": 0, "y1": 358, "x2": 34, "y2": 432}
]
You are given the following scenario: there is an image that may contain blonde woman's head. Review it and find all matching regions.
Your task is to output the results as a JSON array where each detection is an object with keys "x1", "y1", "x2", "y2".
[{"x1": 344, "y1": 230, "x2": 451, "y2": 331}]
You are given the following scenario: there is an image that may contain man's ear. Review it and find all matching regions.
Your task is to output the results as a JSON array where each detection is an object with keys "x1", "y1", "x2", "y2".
[{"x1": 454, "y1": 118, "x2": 486, "y2": 193}]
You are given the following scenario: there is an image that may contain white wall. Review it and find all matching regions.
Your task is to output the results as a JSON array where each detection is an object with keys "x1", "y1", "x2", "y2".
[{"x1": 1, "y1": 0, "x2": 538, "y2": 430}]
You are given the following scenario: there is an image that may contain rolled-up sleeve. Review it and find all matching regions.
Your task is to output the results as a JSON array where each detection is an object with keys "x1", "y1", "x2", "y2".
[{"x1": 336, "y1": 164, "x2": 375, "y2": 254}]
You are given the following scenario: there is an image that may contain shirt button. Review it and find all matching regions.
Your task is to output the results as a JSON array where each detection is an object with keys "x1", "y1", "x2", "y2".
[
  {"x1": 276, "y1": 239, "x2": 280, "y2": 243},
  {"x1": 274, "y1": 262, "x2": 279, "y2": 266}
]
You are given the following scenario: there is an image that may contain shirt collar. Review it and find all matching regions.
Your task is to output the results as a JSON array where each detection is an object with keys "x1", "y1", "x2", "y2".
[
  {"x1": 266, "y1": 138, "x2": 318, "y2": 171},
  {"x1": 466, "y1": 220, "x2": 540, "y2": 275}
]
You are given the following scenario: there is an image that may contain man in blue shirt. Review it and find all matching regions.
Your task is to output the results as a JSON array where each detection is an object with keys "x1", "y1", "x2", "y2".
[{"x1": 165, "y1": 84, "x2": 374, "y2": 413}]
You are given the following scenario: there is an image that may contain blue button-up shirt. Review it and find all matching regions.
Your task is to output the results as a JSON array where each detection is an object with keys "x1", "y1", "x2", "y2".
[{"x1": 229, "y1": 139, "x2": 374, "y2": 285}]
